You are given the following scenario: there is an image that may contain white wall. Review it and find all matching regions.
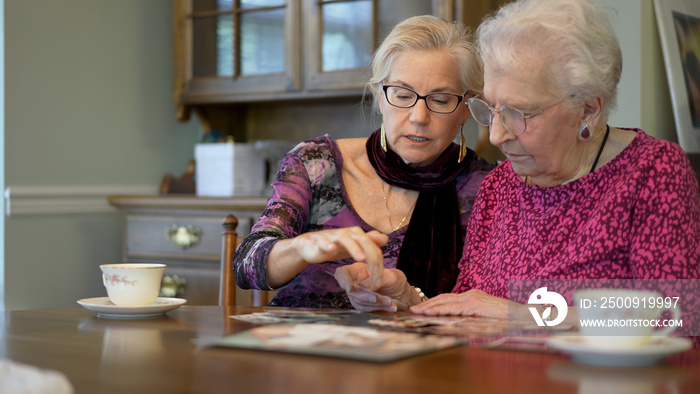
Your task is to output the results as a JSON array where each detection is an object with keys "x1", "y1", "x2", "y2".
[
  {"x1": 3, "y1": 0, "x2": 199, "y2": 309},
  {"x1": 0, "y1": 0, "x2": 5, "y2": 310},
  {"x1": 600, "y1": 0, "x2": 676, "y2": 142}
]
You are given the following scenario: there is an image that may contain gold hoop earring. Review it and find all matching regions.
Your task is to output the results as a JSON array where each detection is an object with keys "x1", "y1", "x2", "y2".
[
  {"x1": 458, "y1": 126, "x2": 467, "y2": 163},
  {"x1": 380, "y1": 123, "x2": 388, "y2": 152}
]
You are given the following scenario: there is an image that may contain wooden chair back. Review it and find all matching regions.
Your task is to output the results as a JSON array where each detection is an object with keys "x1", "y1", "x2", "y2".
[{"x1": 220, "y1": 214, "x2": 268, "y2": 306}]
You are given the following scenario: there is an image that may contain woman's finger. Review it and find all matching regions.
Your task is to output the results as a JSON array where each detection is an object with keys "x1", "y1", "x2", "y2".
[
  {"x1": 324, "y1": 229, "x2": 384, "y2": 287},
  {"x1": 347, "y1": 290, "x2": 396, "y2": 312},
  {"x1": 333, "y1": 265, "x2": 367, "y2": 292},
  {"x1": 410, "y1": 293, "x2": 464, "y2": 315}
]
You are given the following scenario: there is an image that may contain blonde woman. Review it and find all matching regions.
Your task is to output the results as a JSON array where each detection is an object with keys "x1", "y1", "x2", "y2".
[{"x1": 233, "y1": 15, "x2": 493, "y2": 308}]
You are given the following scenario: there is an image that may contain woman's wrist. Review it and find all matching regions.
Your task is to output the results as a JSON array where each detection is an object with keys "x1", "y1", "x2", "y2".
[
  {"x1": 401, "y1": 282, "x2": 426, "y2": 306},
  {"x1": 412, "y1": 286, "x2": 426, "y2": 302},
  {"x1": 266, "y1": 238, "x2": 310, "y2": 287}
]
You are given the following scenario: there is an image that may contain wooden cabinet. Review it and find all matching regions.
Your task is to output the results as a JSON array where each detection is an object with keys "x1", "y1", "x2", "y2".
[
  {"x1": 301, "y1": 0, "x2": 453, "y2": 93},
  {"x1": 170, "y1": 0, "x2": 509, "y2": 144},
  {"x1": 173, "y1": 0, "x2": 456, "y2": 127},
  {"x1": 108, "y1": 195, "x2": 268, "y2": 306},
  {"x1": 173, "y1": 0, "x2": 302, "y2": 109}
]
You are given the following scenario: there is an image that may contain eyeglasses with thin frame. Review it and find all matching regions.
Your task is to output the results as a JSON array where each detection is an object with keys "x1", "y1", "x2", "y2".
[
  {"x1": 382, "y1": 85, "x2": 467, "y2": 114},
  {"x1": 467, "y1": 97, "x2": 561, "y2": 136}
]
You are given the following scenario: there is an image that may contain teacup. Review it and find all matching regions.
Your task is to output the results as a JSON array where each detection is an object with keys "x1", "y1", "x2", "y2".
[
  {"x1": 100, "y1": 263, "x2": 166, "y2": 306},
  {"x1": 573, "y1": 288, "x2": 681, "y2": 349}
]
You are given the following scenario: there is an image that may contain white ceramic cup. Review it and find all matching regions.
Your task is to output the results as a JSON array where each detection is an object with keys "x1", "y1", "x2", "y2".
[
  {"x1": 100, "y1": 263, "x2": 166, "y2": 306},
  {"x1": 573, "y1": 288, "x2": 681, "y2": 349}
]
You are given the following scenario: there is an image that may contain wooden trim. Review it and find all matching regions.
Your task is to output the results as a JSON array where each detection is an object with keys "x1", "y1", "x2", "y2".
[
  {"x1": 219, "y1": 214, "x2": 238, "y2": 306},
  {"x1": 5, "y1": 185, "x2": 156, "y2": 216},
  {"x1": 107, "y1": 195, "x2": 269, "y2": 211},
  {"x1": 457, "y1": 0, "x2": 508, "y2": 29},
  {"x1": 434, "y1": 0, "x2": 455, "y2": 21},
  {"x1": 127, "y1": 251, "x2": 219, "y2": 263},
  {"x1": 220, "y1": 214, "x2": 269, "y2": 306},
  {"x1": 173, "y1": 0, "x2": 193, "y2": 121}
]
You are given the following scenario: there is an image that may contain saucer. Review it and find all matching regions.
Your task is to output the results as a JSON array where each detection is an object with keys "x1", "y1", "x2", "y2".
[
  {"x1": 77, "y1": 297, "x2": 187, "y2": 319},
  {"x1": 547, "y1": 335, "x2": 692, "y2": 367}
]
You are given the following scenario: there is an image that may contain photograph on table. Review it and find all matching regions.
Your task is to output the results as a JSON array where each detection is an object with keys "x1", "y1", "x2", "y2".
[{"x1": 211, "y1": 323, "x2": 464, "y2": 362}]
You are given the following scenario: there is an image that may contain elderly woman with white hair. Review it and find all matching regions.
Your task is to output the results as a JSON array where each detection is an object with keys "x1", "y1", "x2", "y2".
[{"x1": 336, "y1": 0, "x2": 700, "y2": 317}]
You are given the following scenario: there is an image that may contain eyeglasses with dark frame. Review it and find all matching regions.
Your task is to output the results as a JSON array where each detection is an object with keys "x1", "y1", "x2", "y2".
[
  {"x1": 467, "y1": 97, "x2": 561, "y2": 136},
  {"x1": 382, "y1": 85, "x2": 468, "y2": 114}
]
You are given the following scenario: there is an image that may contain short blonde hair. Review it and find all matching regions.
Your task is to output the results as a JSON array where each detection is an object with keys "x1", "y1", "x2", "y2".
[
  {"x1": 477, "y1": 0, "x2": 622, "y2": 122},
  {"x1": 366, "y1": 15, "x2": 482, "y2": 114}
]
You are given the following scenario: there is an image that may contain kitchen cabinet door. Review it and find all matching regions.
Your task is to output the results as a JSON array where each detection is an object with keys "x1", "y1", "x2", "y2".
[
  {"x1": 303, "y1": 0, "x2": 454, "y2": 92},
  {"x1": 174, "y1": 0, "x2": 301, "y2": 110},
  {"x1": 174, "y1": 0, "x2": 455, "y2": 113}
]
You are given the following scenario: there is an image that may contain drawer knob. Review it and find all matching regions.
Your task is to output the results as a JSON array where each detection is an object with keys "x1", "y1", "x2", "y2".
[
  {"x1": 159, "y1": 274, "x2": 187, "y2": 298},
  {"x1": 166, "y1": 225, "x2": 202, "y2": 248}
]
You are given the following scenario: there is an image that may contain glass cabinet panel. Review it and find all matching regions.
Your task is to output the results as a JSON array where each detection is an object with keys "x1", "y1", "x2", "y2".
[
  {"x1": 317, "y1": 0, "x2": 434, "y2": 73},
  {"x1": 191, "y1": 1, "x2": 287, "y2": 78},
  {"x1": 216, "y1": 0, "x2": 234, "y2": 8},
  {"x1": 305, "y1": 0, "x2": 451, "y2": 92},
  {"x1": 320, "y1": 1, "x2": 372, "y2": 72},
  {"x1": 240, "y1": 0, "x2": 286, "y2": 7},
  {"x1": 179, "y1": 0, "x2": 300, "y2": 103},
  {"x1": 192, "y1": 1, "x2": 234, "y2": 77},
  {"x1": 241, "y1": 8, "x2": 286, "y2": 75}
]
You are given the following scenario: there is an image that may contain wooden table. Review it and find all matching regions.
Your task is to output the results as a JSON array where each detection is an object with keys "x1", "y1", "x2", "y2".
[{"x1": 1, "y1": 306, "x2": 698, "y2": 394}]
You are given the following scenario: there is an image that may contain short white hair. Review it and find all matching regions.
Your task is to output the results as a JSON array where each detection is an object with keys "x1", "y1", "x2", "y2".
[{"x1": 477, "y1": 0, "x2": 622, "y2": 122}]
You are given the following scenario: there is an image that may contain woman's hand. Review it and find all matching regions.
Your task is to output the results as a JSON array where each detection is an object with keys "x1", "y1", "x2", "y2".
[
  {"x1": 409, "y1": 289, "x2": 512, "y2": 319},
  {"x1": 333, "y1": 262, "x2": 418, "y2": 312},
  {"x1": 293, "y1": 227, "x2": 388, "y2": 286},
  {"x1": 292, "y1": 226, "x2": 387, "y2": 263},
  {"x1": 267, "y1": 227, "x2": 388, "y2": 288}
]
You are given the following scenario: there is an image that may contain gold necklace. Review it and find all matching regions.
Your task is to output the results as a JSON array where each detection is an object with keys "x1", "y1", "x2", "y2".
[{"x1": 381, "y1": 182, "x2": 418, "y2": 232}]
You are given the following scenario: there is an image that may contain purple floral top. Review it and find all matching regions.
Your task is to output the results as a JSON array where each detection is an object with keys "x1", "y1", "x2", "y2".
[
  {"x1": 233, "y1": 135, "x2": 494, "y2": 308},
  {"x1": 454, "y1": 130, "x2": 700, "y2": 298}
]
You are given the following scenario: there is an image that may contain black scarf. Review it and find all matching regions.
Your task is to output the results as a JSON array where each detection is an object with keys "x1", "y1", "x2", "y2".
[{"x1": 365, "y1": 129, "x2": 475, "y2": 297}]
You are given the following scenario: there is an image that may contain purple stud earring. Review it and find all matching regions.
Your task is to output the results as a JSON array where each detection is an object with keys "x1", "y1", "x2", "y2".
[{"x1": 578, "y1": 124, "x2": 591, "y2": 141}]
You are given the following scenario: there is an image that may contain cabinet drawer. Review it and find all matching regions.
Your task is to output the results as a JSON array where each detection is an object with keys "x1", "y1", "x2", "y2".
[
  {"x1": 163, "y1": 260, "x2": 220, "y2": 305},
  {"x1": 125, "y1": 213, "x2": 253, "y2": 261},
  {"x1": 109, "y1": 196, "x2": 267, "y2": 306}
]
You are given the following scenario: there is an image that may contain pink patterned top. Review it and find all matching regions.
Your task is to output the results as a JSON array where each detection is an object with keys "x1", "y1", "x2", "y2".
[{"x1": 454, "y1": 129, "x2": 700, "y2": 298}]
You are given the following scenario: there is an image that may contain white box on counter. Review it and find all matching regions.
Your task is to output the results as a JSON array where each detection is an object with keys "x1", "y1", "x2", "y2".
[{"x1": 195, "y1": 142, "x2": 266, "y2": 197}]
